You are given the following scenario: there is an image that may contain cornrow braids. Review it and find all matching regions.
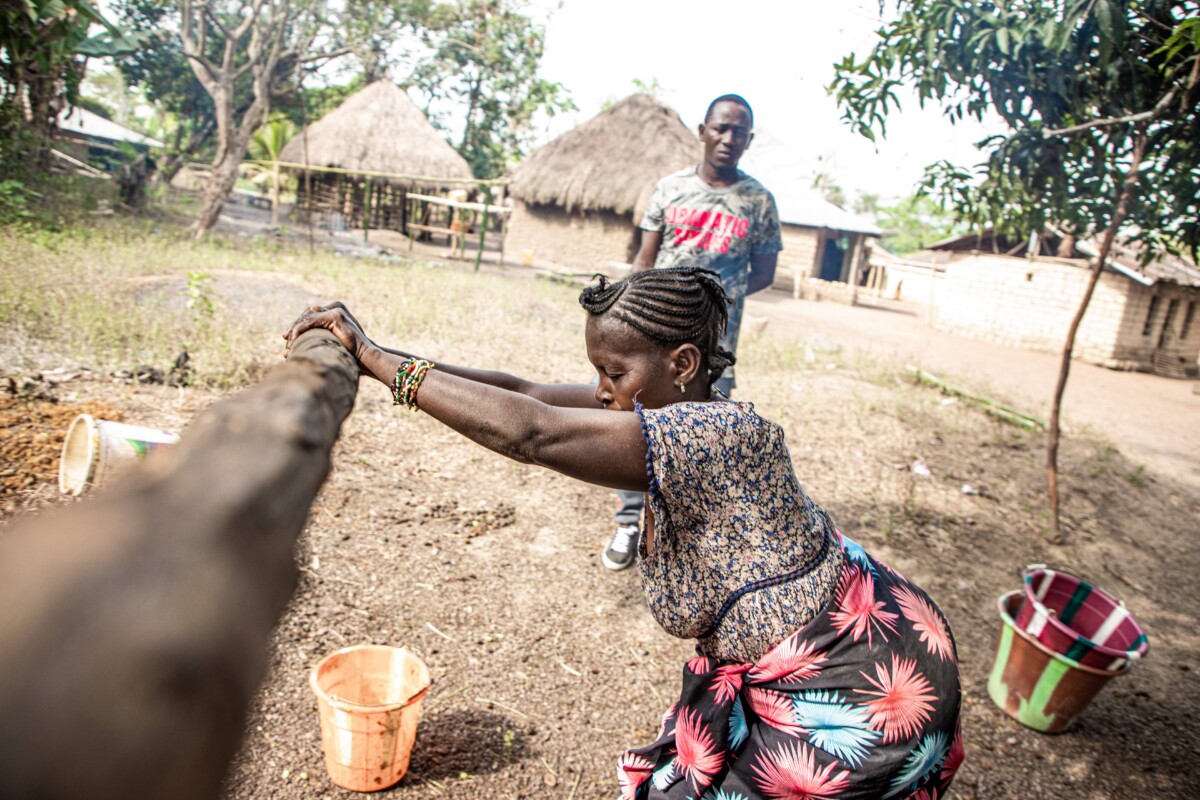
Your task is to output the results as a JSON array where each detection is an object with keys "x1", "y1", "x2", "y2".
[{"x1": 578, "y1": 267, "x2": 736, "y2": 394}]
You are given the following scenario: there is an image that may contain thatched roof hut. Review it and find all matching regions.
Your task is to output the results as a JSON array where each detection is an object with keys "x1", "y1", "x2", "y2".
[
  {"x1": 506, "y1": 94, "x2": 699, "y2": 270},
  {"x1": 279, "y1": 80, "x2": 472, "y2": 181},
  {"x1": 281, "y1": 81, "x2": 473, "y2": 237},
  {"x1": 510, "y1": 93, "x2": 698, "y2": 221}
]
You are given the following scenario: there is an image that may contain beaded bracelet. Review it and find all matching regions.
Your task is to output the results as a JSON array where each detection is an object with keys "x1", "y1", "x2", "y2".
[{"x1": 391, "y1": 358, "x2": 435, "y2": 410}]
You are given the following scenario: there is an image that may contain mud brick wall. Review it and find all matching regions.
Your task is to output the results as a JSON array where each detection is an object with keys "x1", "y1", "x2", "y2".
[
  {"x1": 879, "y1": 261, "x2": 944, "y2": 305},
  {"x1": 799, "y1": 277, "x2": 858, "y2": 305},
  {"x1": 1116, "y1": 282, "x2": 1200, "y2": 372},
  {"x1": 773, "y1": 225, "x2": 821, "y2": 294},
  {"x1": 933, "y1": 254, "x2": 1200, "y2": 372},
  {"x1": 505, "y1": 201, "x2": 639, "y2": 271}
]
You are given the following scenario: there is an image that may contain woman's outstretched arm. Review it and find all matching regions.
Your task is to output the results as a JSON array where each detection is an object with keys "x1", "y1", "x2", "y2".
[
  {"x1": 284, "y1": 304, "x2": 648, "y2": 491},
  {"x1": 283, "y1": 303, "x2": 598, "y2": 408},
  {"x1": 403, "y1": 367, "x2": 649, "y2": 491}
]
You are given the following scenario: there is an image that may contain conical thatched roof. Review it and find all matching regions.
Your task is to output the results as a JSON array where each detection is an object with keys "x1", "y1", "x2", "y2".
[
  {"x1": 279, "y1": 81, "x2": 473, "y2": 182},
  {"x1": 509, "y1": 94, "x2": 699, "y2": 219}
]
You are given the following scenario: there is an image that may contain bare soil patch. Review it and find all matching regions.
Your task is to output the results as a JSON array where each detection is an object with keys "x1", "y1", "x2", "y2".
[{"x1": 3, "y1": 285, "x2": 1199, "y2": 800}]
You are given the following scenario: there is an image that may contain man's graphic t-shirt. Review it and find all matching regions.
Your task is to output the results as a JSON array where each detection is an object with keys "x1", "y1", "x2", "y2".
[{"x1": 639, "y1": 167, "x2": 782, "y2": 305}]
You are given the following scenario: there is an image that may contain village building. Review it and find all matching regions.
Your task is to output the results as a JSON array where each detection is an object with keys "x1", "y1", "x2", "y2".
[
  {"x1": 55, "y1": 105, "x2": 163, "y2": 173},
  {"x1": 769, "y1": 188, "x2": 882, "y2": 303},
  {"x1": 737, "y1": 132, "x2": 881, "y2": 303},
  {"x1": 279, "y1": 81, "x2": 474, "y2": 235},
  {"x1": 504, "y1": 94, "x2": 698, "y2": 271},
  {"x1": 863, "y1": 245, "x2": 947, "y2": 306},
  {"x1": 925, "y1": 230, "x2": 1200, "y2": 377}
]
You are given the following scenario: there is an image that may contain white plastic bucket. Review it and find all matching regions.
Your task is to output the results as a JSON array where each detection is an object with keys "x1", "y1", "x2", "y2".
[{"x1": 58, "y1": 414, "x2": 180, "y2": 495}]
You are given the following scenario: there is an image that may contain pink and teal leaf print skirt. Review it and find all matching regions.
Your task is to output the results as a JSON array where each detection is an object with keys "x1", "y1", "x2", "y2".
[{"x1": 618, "y1": 535, "x2": 963, "y2": 800}]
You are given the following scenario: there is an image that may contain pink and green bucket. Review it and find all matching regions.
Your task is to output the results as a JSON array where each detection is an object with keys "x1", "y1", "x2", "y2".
[
  {"x1": 988, "y1": 566, "x2": 1149, "y2": 733},
  {"x1": 1015, "y1": 565, "x2": 1149, "y2": 671}
]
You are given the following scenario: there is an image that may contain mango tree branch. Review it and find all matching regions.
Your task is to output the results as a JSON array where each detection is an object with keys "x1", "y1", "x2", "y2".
[
  {"x1": 1046, "y1": 126, "x2": 1149, "y2": 543},
  {"x1": 203, "y1": 6, "x2": 234, "y2": 41},
  {"x1": 301, "y1": 47, "x2": 351, "y2": 64},
  {"x1": 179, "y1": 1, "x2": 218, "y2": 84},
  {"x1": 231, "y1": 0, "x2": 269, "y2": 41},
  {"x1": 1043, "y1": 86, "x2": 1178, "y2": 137}
]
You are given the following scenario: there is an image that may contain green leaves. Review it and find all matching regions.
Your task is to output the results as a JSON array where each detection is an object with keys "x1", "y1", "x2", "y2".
[
  {"x1": 1091, "y1": 0, "x2": 1130, "y2": 66},
  {"x1": 75, "y1": 26, "x2": 157, "y2": 57},
  {"x1": 1157, "y1": 16, "x2": 1200, "y2": 64},
  {"x1": 831, "y1": 0, "x2": 1199, "y2": 261},
  {"x1": 2, "y1": 0, "x2": 148, "y2": 170},
  {"x1": 249, "y1": 116, "x2": 298, "y2": 162},
  {"x1": 409, "y1": 0, "x2": 574, "y2": 178}
]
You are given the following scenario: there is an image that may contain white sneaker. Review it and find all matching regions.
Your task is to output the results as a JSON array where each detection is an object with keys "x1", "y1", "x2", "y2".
[{"x1": 601, "y1": 524, "x2": 639, "y2": 571}]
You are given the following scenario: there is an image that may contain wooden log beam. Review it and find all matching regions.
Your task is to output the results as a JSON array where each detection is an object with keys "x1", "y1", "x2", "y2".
[{"x1": 0, "y1": 330, "x2": 358, "y2": 800}]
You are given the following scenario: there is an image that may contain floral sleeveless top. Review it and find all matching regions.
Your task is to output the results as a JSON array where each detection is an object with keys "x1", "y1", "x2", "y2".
[{"x1": 636, "y1": 401, "x2": 844, "y2": 662}]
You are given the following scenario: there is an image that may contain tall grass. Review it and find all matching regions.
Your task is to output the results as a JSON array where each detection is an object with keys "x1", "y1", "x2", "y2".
[{"x1": 0, "y1": 213, "x2": 589, "y2": 388}]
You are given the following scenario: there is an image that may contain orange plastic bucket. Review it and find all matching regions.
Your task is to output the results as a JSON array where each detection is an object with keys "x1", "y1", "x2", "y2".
[{"x1": 310, "y1": 645, "x2": 431, "y2": 792}]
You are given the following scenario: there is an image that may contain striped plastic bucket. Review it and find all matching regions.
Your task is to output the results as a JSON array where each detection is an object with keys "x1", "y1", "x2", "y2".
[
  {"x1": 989, "y1": 591, "x2": 1128, "y2": 733},
  {"x1": 1016, "y1": 565, "x2": 1149, "y2": 671}
]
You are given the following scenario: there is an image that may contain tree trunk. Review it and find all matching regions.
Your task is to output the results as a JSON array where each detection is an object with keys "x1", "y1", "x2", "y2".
[
  {"x1": 0, "y1": 330, "x2": 358, "y2": 800},
  {"x1": 25, "y1": 70, "x2": 56, "y2": 169},
  {"x1": 459, "y1": 73, "x2": 483, "y2": 161},
  {"x1": 161, "y1": 123, "x2": 187, "y2": 181},
  {"x1": 194, "y1": 152, "x2": 240, "y2": 235},
  {"x1": 194, "y1": 99, "x2": 266, "y2": 239},
  {"x1": 1047, "y1": 128, "x2": 1148, "y2": 542}
]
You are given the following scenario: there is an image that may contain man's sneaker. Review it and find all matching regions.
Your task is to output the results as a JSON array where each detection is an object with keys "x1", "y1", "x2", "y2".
[{"x1": 602, "y1": 524, "x2": 639, "y2": 571}]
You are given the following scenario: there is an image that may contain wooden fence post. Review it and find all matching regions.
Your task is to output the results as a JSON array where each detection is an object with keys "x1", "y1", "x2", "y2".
[
  {"x1": 474, "y1": 185, "x2": 491, "y2": 273},
  {"x1": 364, "y1": 177, "x2": 373, "y2": 243},
  {"x1": 0, "y1": 329, "x2": 359, "y2": 800}
]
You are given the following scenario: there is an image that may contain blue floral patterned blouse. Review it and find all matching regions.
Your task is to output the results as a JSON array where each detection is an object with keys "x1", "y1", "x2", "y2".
[{"x1": 636, "y1": 400, "x2": 844, "y2": 662}]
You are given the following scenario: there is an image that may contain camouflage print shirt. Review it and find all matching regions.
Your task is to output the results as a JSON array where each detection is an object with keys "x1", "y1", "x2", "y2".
[{"x1": 640, "y1": 166, "x2": 782, "y2": 304}]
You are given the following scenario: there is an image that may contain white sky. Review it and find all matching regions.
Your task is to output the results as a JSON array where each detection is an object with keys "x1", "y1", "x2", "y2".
[
  {"x1": 87, "y1": 0, "x2": 1005, "y2": 202},
  {"x1": 530, "y1": 0, "x2": 1005, "y2": 202}
]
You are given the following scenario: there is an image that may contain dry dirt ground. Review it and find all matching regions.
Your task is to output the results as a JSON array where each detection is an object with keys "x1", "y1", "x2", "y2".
[{"x1": 3, "y1": 265, "x2": 1200, "y2": 800}]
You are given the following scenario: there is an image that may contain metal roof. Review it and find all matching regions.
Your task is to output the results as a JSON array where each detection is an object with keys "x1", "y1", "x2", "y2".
[
  {"x1": 738, "y1": 128, "x2": 881, "y2": 236},
  {"x1": 57, "y1": 106, "x2": 164, "y2": 149},
  {"x1": 768, "y1": 184, "x2": 882, "y2": 235},
  {"x1": 928, "y1": 229, "x2": 1200, "y2": 288}
]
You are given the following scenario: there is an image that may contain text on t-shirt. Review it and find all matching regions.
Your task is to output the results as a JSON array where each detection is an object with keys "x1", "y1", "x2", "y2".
[{"x1": 664, "y1": 204, "x2": 751, "y2": 254}]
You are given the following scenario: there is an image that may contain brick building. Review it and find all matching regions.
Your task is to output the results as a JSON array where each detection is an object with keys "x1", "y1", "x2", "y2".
[
  {"x1": 769, "y1": 189, "x2": 881, "y2": 303},
  {"x1": 927, "y1": 230, "x2": 1200, "y2": 377},
  {"x1": 737, "y1": 133, "x2": 881, "y2": 303},
  {"x1": 505, "y1": 94, "x2": 698, "y2": 271}
]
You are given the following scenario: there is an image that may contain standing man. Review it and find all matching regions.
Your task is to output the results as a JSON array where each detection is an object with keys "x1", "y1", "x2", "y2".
[{"x1": 601, "y1": 93, "x2": 782, "y2": 571}]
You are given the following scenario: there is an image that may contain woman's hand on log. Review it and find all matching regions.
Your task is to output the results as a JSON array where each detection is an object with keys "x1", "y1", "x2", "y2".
[{"x1": 284, "y1": 302, "x2": 376, "y2": 366}]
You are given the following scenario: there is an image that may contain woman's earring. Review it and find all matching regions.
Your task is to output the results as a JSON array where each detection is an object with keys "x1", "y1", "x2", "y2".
[{"x1": 678, "y1": 382, "x2": 687, "y2": 394}]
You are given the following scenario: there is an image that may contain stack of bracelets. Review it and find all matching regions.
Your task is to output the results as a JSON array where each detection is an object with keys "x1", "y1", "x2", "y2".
[{"x1": 392, "y1": 358, "x2": 436, "y2": 410}]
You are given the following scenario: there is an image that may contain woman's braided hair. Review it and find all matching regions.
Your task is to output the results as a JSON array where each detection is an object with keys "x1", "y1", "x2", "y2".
[{"x1": 578, "y1": 266, "x2": 735, "y2": 393}]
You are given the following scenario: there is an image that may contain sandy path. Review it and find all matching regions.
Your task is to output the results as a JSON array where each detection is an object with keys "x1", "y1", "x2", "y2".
[{"x1": 747, "y1": 291, "x2": 1200, "y2": 492}]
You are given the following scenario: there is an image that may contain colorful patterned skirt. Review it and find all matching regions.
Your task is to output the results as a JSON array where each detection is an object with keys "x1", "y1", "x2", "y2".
[{"x1": 618, "y1": 535, "x2": 963, "y2": 799}]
